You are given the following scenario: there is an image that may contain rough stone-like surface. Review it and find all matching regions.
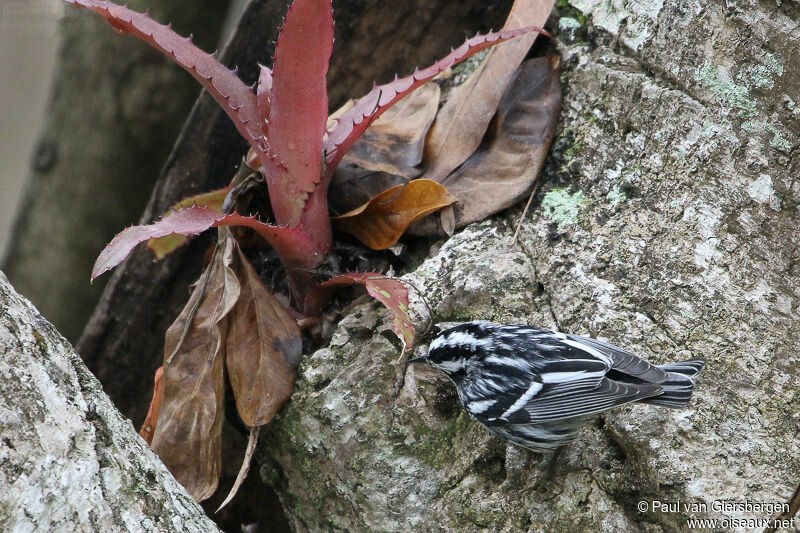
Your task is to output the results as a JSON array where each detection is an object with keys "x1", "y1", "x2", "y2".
[
  {"x1": 259, "y1": 1, "x2": 800, "y2": 531},
  {"x1": 0, "y1": 273, "x2": 220, "y2": 532}
]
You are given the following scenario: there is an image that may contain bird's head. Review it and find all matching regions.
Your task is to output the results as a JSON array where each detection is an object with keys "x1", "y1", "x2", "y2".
[{"x1": 408, "y1": 321, "x2": 494, "y2": 376}]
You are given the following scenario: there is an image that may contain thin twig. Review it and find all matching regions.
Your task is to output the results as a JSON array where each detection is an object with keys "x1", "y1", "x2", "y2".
[{"x1": 512, "y1": 186, "x2": 537, "y2": 246}]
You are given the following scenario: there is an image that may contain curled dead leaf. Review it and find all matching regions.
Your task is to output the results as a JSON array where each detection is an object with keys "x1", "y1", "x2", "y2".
[
  {"x1": 138, "y1": 366, "x2": 164, "y2": 446},
  {"x1": 226, "y1": 246, "x2": 302, "y2": 427},
  {"x1": 341, "y1": 82, "x2": 440, "y2": 178},
  {"x1": 411, "y1": 56, "x2": 561, "y2": 235},
  {"x1": 327, "y1": 84, "x2": 441, "y2": 215},
  {"x1": 216, "y1": 426, "x2": 260, "y2": 513},
  {"x1": 150, "y1": 230, "x2": 240, "y2": 501},
  {"x1": 422, "y1": 0, "x2": 555, "y2": 181},
  {"x1": 332, "y1": 179, "x2": 456, "y2": 250}
]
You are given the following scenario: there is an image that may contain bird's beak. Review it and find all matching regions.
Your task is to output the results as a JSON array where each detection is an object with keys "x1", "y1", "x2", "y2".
[{"x1": 407, "y1": 355, "x2": 427, "y2": 364}]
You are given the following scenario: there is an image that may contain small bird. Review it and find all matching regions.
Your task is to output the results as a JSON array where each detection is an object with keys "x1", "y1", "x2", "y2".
[{"x1": 409, "y1": 321, "x2": 705, "y2": 453}]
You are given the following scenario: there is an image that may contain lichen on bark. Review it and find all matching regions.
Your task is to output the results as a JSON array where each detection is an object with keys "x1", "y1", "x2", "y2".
[
  {"x1": 257, "y1": 0, "x2": 800, "y2": 530},
  {"x1": 0, "y1": 272, "x2": 220, "y2": 532}
]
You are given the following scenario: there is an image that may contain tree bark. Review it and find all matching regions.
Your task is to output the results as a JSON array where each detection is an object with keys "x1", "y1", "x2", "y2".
[
  {"x1": 75, "y1": 0, "x2": 513, "y2": 427},
  {"x1": 257, "y1": 1, "x2": 800, "y2": 531},
  {"x1": 2, "y1": 0, "x2": 232, "y2": 343},
  {"x1": 0, "y1": 272, "x2": 220, "y2": 532}
]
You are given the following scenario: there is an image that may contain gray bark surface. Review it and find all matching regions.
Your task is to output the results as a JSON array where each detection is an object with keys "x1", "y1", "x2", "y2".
[
  {"x1": 0, "y1": 272, "x2": 220, "y2": 532},
  {"x1": 2, "y1": 0, "x2": 232, "y2": 343},
  {"x1": 258, "y1": 1, "x2": 800, "y2": 531}
]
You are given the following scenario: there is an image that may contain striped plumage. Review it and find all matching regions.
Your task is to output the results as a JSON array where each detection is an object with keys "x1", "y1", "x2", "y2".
[{"x1": 412, "y1": 321, "x2": 705, "y2": 452}]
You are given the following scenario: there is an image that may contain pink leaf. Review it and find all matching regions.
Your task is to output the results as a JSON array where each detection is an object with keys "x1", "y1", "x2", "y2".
[
  {"x1": 63, "y1": 0, "x2": 266, "y2": 157},
  {"x1": 146, "y1": 187, "x2": 231, "y2": 260},
  {"x1": 92, "y1": 206, "x2": 318, "y2": 280},
  {"x1": 256, "y1": 64, "x2": 273, "y2": 128},
  {"x1": 266, "y1": 0, "x2": 333, "y2": 227},
  {"x1": 305, "y1": 273, "x2": 414, "y2": 351},
  {"x1": 322, "y1": 25, "x2": 548, "y2": 177}
]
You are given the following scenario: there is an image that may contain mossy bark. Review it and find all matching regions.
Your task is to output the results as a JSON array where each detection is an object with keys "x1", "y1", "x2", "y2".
[
  {"x1": 258, "y1": 1, "x2": 800, "y2": 530},
  {"x1": 0, "y1": 272, "x2": 220, "y2": 532}
]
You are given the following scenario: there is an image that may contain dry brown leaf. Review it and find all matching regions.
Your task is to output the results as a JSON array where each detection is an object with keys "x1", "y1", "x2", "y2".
[
  {"x1": 332, "y1": 179, "x2": 456, "y2": 250},
  {"x1": 138, "y1": 366, "x2": 164, "y2": 446},
  {"x1": 411, "y1": 56, "x2": 561, "y2": 235},
  {"x1": 327, "y1": 84, "x2": 441, "y2": 216},
  {"x1": 421, "y1": 0, "x2": 555, "y2": 181},
  {"x1": 226, "y1": 246, "x2": 302, "y2": 427},
  {"x1": 341, "y1": 82, "x2": 440, "y2": 178},
  {"x1": 327, "y1": 167, "x2": 408, "y2": 215},
  {"x1": 216, "y1": 425, "x2": 260, "y2": 513},
  {"x1": 150, "y1": 229, "x2": 240, "y2": 502}
]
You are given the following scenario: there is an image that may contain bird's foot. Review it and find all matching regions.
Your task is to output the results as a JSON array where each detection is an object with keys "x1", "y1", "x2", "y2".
[{"x1": 530, "y1": 447, "x2": 564, "y2": 492}]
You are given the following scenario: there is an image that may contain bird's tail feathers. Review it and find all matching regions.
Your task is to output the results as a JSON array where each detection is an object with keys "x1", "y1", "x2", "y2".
[{"x1": 641, "y1": 357, "x2": 706, "y2": 408}]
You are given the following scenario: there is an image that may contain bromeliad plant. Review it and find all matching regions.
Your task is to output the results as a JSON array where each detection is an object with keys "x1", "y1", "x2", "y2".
[{"x1": 68, "y1": 0, "x2": 547, "y2": 502}]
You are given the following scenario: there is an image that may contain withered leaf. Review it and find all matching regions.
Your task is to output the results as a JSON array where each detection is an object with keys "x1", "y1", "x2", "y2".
[
  {"x1": 327, "y1": 167, "x2": 407, "y2": 216},
  {"x1": 150, "y1": 229, "x2": 240, "y2": 502},
  {"x1": 226, "y1": 246, "x2": 302, "y2": 427},
  {"x1": 422, "y1": 0, "x2": 555, "y2": 182},
  {"x1": 341, "y1": 82, "x2": 440, "y2": 178},
  {"x1": 305, "y1": 273, "x2": 414, "y2": 351},
  {"x1": 216, "y1": 425, "x2": 260, "y2": 513},
  {"x1": 332, "y1": 179, "x2": 456, "y2": 250},
  {"x1": 327, "y1": 85, "x2": 440, "y2": 215},
  {"x1": 138, "y1": 366, "x2": 164, "y2": 446},
  {"x1": 323, "y1": 26, "x2": 545, "y2": 177},
  {"x1": 411, "y1": 56, "x2": 561, "y2": 235}
]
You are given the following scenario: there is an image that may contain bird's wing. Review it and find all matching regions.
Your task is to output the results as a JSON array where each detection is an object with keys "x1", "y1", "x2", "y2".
[
  {"x1": 459, "y1": 328, "x2": 610, "y2": 422},
  {"x1": 466, "y1": 331, "x2": 663, "y2": 426},
  {"x1": 508, "y1": 375, "x2": 662, "y2": 424},
  {"x1": 565, "y1": 334, "x2": 669, "y2": 383}
]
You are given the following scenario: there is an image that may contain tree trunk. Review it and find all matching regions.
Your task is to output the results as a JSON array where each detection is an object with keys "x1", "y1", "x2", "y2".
[
  {"x1": 257, "y1": 1, "x2": 800, "y2": 531},
  {"x1": 2, "y1": 0, "x2": 233, "y2": 343},
  {"x1": 0, "y1": 272, "x2": 220, "y2": 532},
  {"x1": 75, "y1": 0, "x2": 513, "y2": 428}
]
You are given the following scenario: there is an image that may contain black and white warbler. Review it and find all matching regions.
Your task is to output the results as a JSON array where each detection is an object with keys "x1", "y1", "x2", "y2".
[{"x1": 409, "y1": 321, "x2": 705, "y2": 453}]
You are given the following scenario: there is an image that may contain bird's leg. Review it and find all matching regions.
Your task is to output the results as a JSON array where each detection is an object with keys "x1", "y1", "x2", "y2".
[{"x1": 530, "y1": 446, "x2": 564, "y2": 491}]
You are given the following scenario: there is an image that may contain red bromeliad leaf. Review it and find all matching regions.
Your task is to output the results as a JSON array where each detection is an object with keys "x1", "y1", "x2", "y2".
[
  {"x1": 332, "y1": 179, "x2": 456, "y2": 250},
  {"x1": 322, "y1": 25, "x2": 548, "y2": 178},
  {"x1": 92, "y1": 206, "x2": 319, "y2": 280},
  {"x1": 226, "y1": 246, "x2": 302, "y2": 426},
  {"x1": 265, "y1": 0, "x2": 333, "y2": 227},
  {"x1": 305, "y1": 273, "x2": 414, "y2": 350},
  {"x1": 256, "y1": 65, "x2": 273, "y2": 128},
  {"x1": 151, "y1": 232, "x2": 240, "y2": 501},
  {"x1": 138, "y1": 366, "x2": 164, "y2": 446},
  {"x1": 63, "y1": 0, "x2": 265, "y2": 155},
  {"x1": 146, "y1": 187, "x2": 231, "y2": 260}
]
